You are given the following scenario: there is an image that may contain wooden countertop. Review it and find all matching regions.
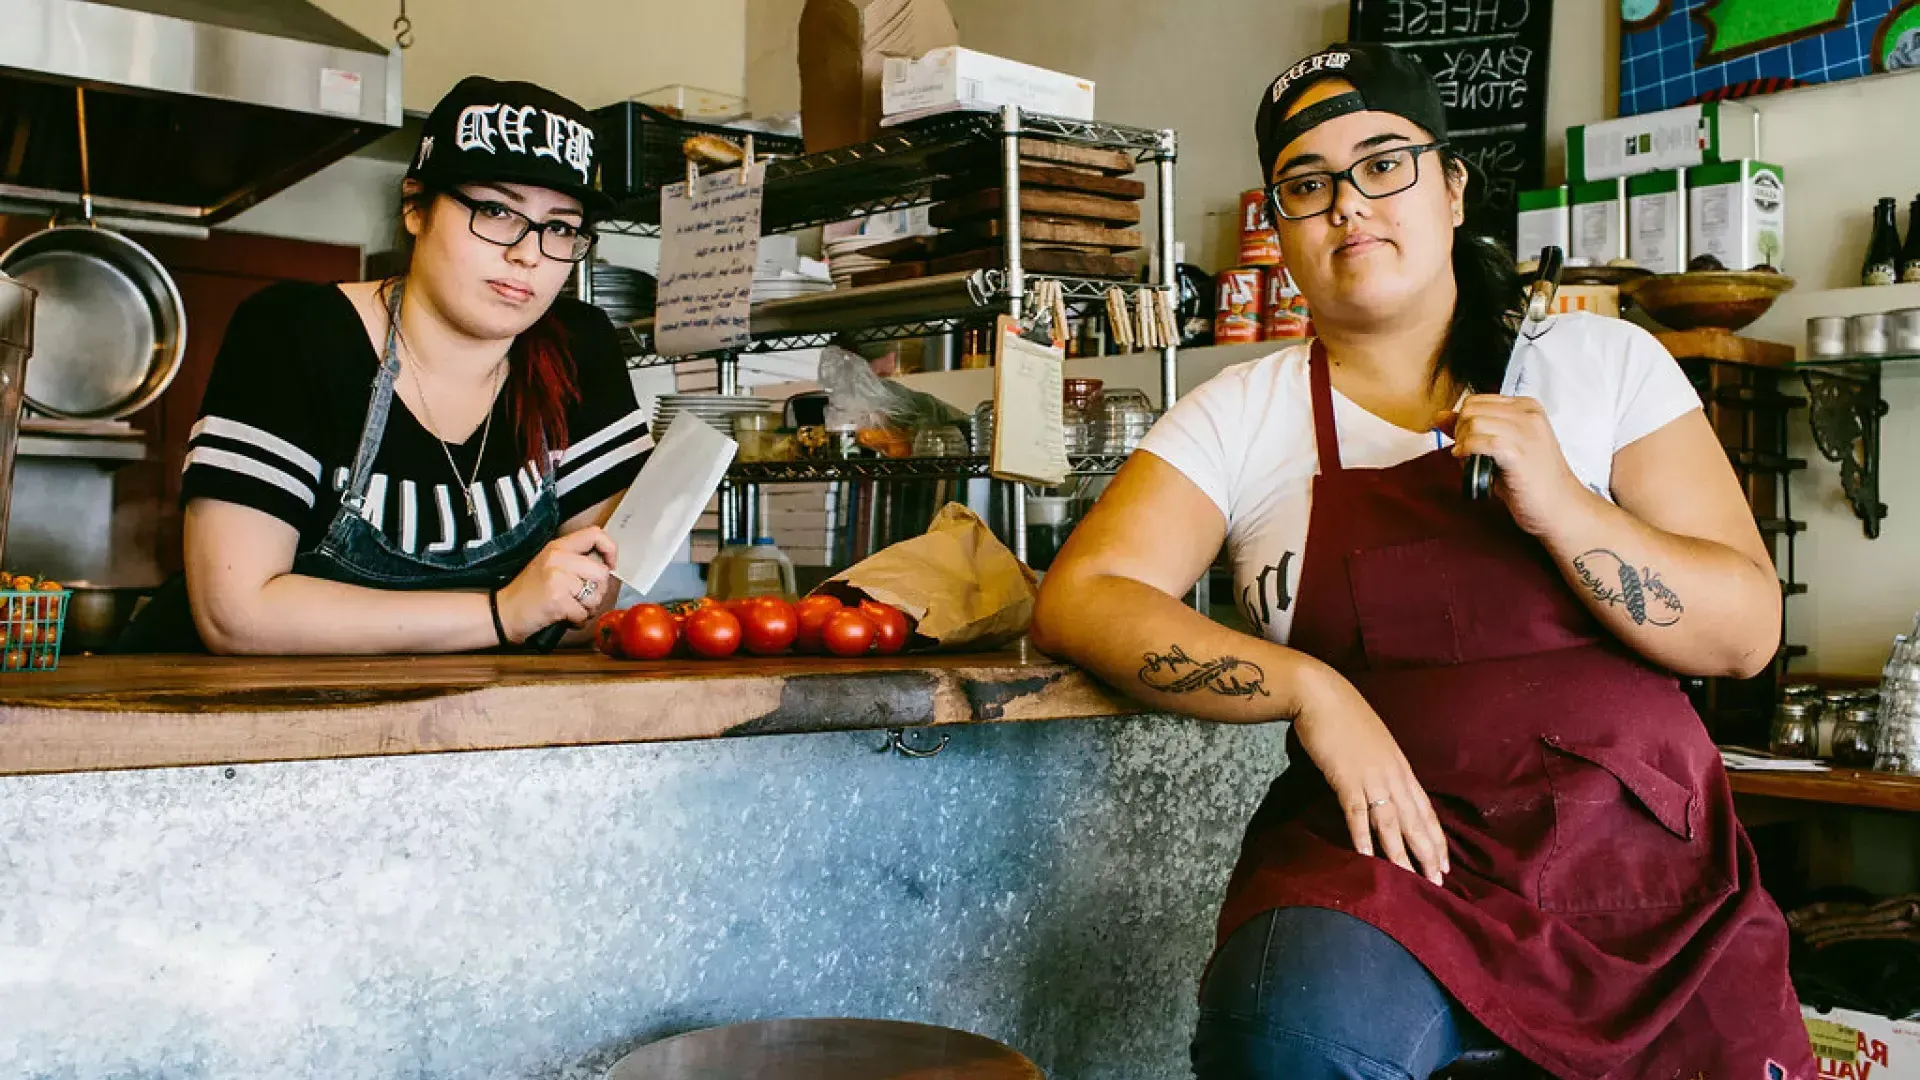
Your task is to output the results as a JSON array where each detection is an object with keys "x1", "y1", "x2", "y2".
[
  {"x1": 1728, "y1": 768, "x2": 1920, "y2": 814},
  {"x1": 0, "y1": 648, "x2": 1141, "y2": 777}
]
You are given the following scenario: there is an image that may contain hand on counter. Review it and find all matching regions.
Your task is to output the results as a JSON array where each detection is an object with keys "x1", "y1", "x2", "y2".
[{"x1": 497, "y1": 527, "x2": 618, "y2": 643}]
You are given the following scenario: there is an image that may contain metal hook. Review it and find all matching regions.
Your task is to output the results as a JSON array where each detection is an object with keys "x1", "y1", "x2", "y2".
[
  {"x1": 393, "y1": 0, "x2": 414, "y2": 48},
  {"x1": 885, "y1": 728, "x2": 950, "y2": 759}
]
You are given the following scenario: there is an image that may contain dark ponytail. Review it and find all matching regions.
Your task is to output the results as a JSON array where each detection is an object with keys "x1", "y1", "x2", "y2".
[{"x1": 1437, "y1": 148, "x2": 1522, "y2": 394}]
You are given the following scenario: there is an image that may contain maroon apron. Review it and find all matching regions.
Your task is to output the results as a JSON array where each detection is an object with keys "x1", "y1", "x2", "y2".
[{"x1": 1215, "y1": 343, "x2": 1814, "y2": 1080}]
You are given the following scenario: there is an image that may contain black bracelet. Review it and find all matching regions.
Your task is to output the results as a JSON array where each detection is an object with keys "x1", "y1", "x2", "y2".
[{"x1": 488, "y1": 587, "x2": 512, "y2": 648}]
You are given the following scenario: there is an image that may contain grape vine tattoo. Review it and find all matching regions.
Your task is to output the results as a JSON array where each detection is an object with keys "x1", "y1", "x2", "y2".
[
  {"x1": 1572, "y1": 549, "x2": 1684, "y2": 627},
  {"x1": 1138, "y1": 645, "x2": 1271, "y2": 698}
]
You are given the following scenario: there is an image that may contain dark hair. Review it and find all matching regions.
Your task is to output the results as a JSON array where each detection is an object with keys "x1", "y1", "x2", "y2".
[
  {"x1": 1437, "y1": 148, "x2": 1521, "y2": 394},
  {"x1": 394, "y1": 184, "x2": 583, "y2": 460}
]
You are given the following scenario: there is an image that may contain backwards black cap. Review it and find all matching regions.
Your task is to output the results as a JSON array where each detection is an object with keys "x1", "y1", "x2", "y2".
[
  {"x1": 409, "y1": 76, "x2": 614, "y2": 217},
  {"x1": 1255, "y1": 42, "x2": 1451, "y2": 183}
]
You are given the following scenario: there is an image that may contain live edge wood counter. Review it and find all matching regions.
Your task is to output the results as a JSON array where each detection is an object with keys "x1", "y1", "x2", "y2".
[{"x1": 0, "y1": 648, "x2": 1143, "y2": 777}]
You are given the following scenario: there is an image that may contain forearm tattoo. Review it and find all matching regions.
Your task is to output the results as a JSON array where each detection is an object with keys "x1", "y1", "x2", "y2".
[
  {"x1": 1573, "y1": 549, "x2": 1684, "y2": 627},
  {"x1": 1138, "y1": 644, "x2": 1271, "y2": 698}
]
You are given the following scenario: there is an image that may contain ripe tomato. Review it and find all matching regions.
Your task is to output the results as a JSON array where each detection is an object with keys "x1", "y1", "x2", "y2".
[
  {"x1": 858, "y1": 600, "x2": 911, "y2": 656},
  {"x1": 821, "y1": 609, "x2": 877, "y2": 657},
  {"x1": 32, "y1": 651, "x2": 54, "y2": 670},
  {"x1": 684, "y1": 608, "x2": 742, "y2": 659},
  {"x1": 723, "y1": 597, "x2": 764, "y2": 620},
  {"x1": 793, "y1": 595, "x2": 843, "y2": 653},
  {"x1": 617, "y1": 604, "x2": 680, "y2": 661},
  {"x1": 593, "y1": 610, "x2": 626, "y2": 658},
  {"x1": 13, "y1": 621, "x2": 41, "y2": 648},
  {"x1": 3, "y1": 649, "x2": 24, "y2": 671},
  {"x1": 740, "y1": 597, "x2": 798, "y2": 655}
]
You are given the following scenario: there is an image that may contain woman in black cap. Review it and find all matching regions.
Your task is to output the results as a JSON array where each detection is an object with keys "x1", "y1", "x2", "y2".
[
  {"x1": 124, "y1": 77, "x2": 650, "y2": 654},
  {"x1": 1032, "y1": 43, "x2": 1812, "y2": 1080}
]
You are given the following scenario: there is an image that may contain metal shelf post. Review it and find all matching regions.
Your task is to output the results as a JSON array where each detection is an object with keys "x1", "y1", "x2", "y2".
[{"x1": 1000, "y1": 105, "x2": 1028, "y2": 564}]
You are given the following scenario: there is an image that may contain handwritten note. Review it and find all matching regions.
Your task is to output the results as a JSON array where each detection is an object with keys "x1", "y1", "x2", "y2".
[
  {"x1": 656, "y1": 162, "x2": 766, "y2": 358},
  {"x1": 990, "y1": 317, "x2": 1069, "y2": 487}
]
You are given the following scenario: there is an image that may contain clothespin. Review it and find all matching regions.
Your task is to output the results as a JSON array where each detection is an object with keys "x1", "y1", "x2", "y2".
[
  {"x1": 686, "y1": 157, "x2": 699, "y2": 195},
  {"x1": 741, "y1": 134, "x2": 755, "y2": 184}
]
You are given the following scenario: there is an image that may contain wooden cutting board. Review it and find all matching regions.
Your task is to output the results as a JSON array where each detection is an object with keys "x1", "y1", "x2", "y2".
[
  {"x1": 930, "y1": 139, "x2": 1137, "y2": 177},
  {"x1": 938, "y1": 219, "x2": 1142, "y2": 252},
  {"x1": 931, "y1": 164, "x2": 1146, "y2": 202},
  {"x1": 930, "y1": 189, "x2": 1142, "y2": 227},
  {"x1": 849, "y1": 261, "x2": 931, "y2": 289},
  {"x1": 929, "y1": 245, "x2": 1142, "y2": 279}
]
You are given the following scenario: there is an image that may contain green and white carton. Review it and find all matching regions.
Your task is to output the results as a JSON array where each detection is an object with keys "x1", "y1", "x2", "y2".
[
  {"x1": 1567, "y1": 100, "x2": 1759, "y2": 184},
  {"x1": 1689, "y1": 160, "x2": 1785, "y2": 272},
  {"x1": 1628, "y1": 170, "x2": 1685, "y2": 275},
  {"x1": 1516, "y1": 187, "x2": 1571, "y2": 262},
  {"x1": 1570, "y1": 179, "x2": 1625, "y2": 265}
]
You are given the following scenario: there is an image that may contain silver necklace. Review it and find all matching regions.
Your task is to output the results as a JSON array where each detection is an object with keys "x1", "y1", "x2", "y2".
[{"x1": 397, "y1": 327, "x2": 504, "y2": 519}]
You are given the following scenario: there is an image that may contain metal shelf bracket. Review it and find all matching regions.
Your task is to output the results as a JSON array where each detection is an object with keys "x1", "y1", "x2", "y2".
[{"x1": 1801, "y1": 368, "x2": 1890, "y2": 539}]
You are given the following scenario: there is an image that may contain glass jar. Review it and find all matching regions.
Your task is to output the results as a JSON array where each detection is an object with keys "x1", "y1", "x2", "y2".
[
  {"x1": 1831, "y1": 705, "x2": 1881, "y2": 769},
  {"x1": 971, "y1": 402, "x2": 994, "y2": 456},
  {"x1": 911, "y1": 424, "x2": 969, "y2": 458},
  {"x1": 1024, "y1": 493, "x2": 1074, "y2": 571},
  {"x1": 1769, "y1": 700, "x2": 1819, "y2": 759},
  {"x1": 960, "y1": 327, "x2": 993, "y2": 369}
]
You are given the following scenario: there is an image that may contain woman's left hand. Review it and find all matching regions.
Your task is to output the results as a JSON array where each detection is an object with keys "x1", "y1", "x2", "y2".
[{"x1": 1440, "y1": 395, "x2": 1591, "y2": 537}]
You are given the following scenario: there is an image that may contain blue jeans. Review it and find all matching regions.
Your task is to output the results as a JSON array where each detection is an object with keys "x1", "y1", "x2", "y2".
[{"x1": 1191, "y1": 906, "x2": 1504, "y2": 1079}]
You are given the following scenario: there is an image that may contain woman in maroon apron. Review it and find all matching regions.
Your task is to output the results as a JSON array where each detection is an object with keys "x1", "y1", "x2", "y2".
[{"x1": 1030, "y1": 42, "x2": 1814, "y2": 1080}]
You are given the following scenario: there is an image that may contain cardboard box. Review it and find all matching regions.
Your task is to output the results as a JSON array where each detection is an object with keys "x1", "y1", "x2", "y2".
[
  {"x1": 1628, "y1": 170, "x2": 1686, "y2": 275},
  {"x1": 798, "y1": 0, "x2": 958, "y2": 153},
  {"x1": 1515, "y1": 187, "x2": 1571, "y2": 263},
  {"x1": 1802, "y1": 1004, "x2": 1920, "y2": 1079},
  {"x1": 1567, "y1": 100, "x2": 1759, "y2": 184},
  {"x1": 1690, "y1": 159, "x2": 1786, "y2": 271},
  {"x1": 882, "y1": 46, "x2": 1094, "y2": 122},
  {"x1": 1570, "y1": 179, "x2": 1626, "y2": 265}
]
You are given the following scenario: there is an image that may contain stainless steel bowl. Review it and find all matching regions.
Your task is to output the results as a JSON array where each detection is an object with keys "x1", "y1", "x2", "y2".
[
  {"x1": 1807, "y1": 315, "x2": 1849, "y2": 358},
  {"x1": 0, "y1": 226, "x2": 186, "y2": 420}
]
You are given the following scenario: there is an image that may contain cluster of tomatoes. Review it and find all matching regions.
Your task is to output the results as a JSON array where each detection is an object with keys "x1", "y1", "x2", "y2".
[
  {"x1": 593, "y1": 593, "x2": 913, "y2": 661},
  {"x1": 0, "y1": 573, "x2": 67, "y2": 671}
]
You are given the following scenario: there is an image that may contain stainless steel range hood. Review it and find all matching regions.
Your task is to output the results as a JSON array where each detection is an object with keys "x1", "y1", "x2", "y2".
[{"x1": 0, "y1": 0, "x2": 402, "y2": 225}]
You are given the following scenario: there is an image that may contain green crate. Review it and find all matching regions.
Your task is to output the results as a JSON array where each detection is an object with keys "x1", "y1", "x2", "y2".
[{"x1": 0, "y1": 588, "x2": 69, "y2": 672}]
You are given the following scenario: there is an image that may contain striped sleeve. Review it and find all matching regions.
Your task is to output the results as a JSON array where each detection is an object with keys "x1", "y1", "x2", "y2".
[
  {"x1": 554, "y1": 299, "x2": 651, "y2": 520},
  {"x1": 179, "y1": 287, "x2": 329, "y2": 531}
]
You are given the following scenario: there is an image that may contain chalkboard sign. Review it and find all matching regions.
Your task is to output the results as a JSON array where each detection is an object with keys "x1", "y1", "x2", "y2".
[{"x1": 1348, "y1": 0, "x2": 1553, "y2": 248}]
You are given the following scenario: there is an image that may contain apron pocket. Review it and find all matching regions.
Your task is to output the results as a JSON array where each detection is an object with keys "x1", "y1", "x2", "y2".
[
  {"x1": 1537, "y1": 735, "x2": 1724, "y2": 913},
  {"x1": 1347, "y1": 538, "x2": 1462, "y2": 669}
]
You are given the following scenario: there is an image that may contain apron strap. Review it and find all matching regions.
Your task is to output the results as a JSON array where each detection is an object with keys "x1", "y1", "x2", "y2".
[
  {"x1": 1307, "y1": 338, "x2": 1343, "y2": 475},
  {"x1": 341, "y1": 280, "x2": 407, "y2": 511}
]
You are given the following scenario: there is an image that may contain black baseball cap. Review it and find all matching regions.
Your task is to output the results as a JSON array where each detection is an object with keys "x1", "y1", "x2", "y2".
[
  {"x1": 408, "y1": 76, "x2": 615, "y2": 217},
  {"x1": 1255, "y1": 42, "x2": 1453, "y2": 183}
]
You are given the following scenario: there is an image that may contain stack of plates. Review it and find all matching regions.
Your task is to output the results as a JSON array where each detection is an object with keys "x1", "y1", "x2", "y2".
[
  {"x1": 563, "y1": 262, "x2": 656, "y2": 325},
  {"x1": 824, "y1": 235, "x2": 896, "y2": 289},
  {"x1": 653, "y1": 393, "x2": 781, "y2": 436}
]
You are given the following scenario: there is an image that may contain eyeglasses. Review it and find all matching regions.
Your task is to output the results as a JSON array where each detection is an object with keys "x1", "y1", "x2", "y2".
[
  {"x1": 1265, "y1": 142, "x2": 1446, "y2": 222},
  {"x1": 445, "y1": 189, "x2": 595, "y2": 263}
]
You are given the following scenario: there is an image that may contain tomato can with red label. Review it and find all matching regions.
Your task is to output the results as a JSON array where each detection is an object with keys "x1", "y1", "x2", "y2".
[
  {"x1": 1215, "y1": 267, "x2": 1265, "y2": 344},
  {"x1": 1238, "y1": 189, "x2": 1282, "y2": 266},
  {"x1": 1264, "y1": 263, "x2": 1312, "y2": 339}
]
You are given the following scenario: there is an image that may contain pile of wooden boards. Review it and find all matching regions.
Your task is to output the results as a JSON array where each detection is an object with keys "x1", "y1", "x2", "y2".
[{"x1": 846, "y1": 137, "x2": 1146, "y2": 289}]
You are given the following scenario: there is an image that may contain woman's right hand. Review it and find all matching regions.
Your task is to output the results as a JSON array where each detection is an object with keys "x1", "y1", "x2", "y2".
[
  {"x1": 1292, "y1": 664, "x2": 1450, "y2": 886},
  {"x1": 495, "y1": 527, "x2": 619, "y2": 643}
]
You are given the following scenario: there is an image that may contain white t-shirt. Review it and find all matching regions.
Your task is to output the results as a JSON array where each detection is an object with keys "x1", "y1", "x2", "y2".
[{"x1": 1137, "y1": 313, "x2": 1702, "y2": 645}]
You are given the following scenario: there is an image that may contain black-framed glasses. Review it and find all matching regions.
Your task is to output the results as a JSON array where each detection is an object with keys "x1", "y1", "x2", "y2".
[
  {"x1": 1266, "y1": 141, "x2": 1446, "y2": 221},
  {"x1": 445, "y1": 189, "x2": 596, "y2": 263}
]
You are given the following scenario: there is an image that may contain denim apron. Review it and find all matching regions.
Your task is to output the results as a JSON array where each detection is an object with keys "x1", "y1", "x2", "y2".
[{"x1": 120, "y1": 281, "x2": 562, "y2": 652}]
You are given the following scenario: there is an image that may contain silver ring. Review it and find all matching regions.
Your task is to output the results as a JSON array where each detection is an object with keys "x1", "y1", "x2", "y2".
[
  {"x1": 1367, "y1": 797, "x2": 1391, "y2": 809},
  {"x1": 575, "y1": 580, "x2": 598, "y2": 604}
]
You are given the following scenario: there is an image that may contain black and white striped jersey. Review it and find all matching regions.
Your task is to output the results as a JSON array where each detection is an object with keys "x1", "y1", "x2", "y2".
[{"x1": 181, "y1": 282, "x2": 650, "y2": 554}]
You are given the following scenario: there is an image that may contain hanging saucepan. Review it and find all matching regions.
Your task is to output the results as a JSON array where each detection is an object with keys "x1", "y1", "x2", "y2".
[{"x1": 0, "y1": 224, "x2": 186, "y2": 420}]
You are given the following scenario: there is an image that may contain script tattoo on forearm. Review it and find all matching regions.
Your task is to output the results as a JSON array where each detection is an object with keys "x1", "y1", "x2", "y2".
[
  {"x1": 1138, "y1": 644, "x2": 1271, "y2": 698},
  {"x1": 1572, "y1": 549, "x2": 1684, "y2": 627}
]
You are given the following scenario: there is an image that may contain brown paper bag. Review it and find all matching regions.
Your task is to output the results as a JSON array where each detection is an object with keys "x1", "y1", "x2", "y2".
[
  {"x1": 817, "y1": 503, "x2": 1038, "y2": 652},
  {"x1": 797, "y1": 0, "x2": 958, "y2": 152}
]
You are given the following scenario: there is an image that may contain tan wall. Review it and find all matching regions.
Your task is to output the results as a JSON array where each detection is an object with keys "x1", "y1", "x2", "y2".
[{"x1": 313, "y1": 0, "x2": 749, "y2": 113}]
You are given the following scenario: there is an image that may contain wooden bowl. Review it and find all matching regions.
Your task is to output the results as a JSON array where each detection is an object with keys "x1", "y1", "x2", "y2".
[{"x1": 1620, "y1": 271, "x2": 1795, "y2": 332}]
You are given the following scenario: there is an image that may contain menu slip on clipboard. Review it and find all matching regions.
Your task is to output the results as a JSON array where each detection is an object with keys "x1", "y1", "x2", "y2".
[
  {"x1": 603, "y1": 415, "x2": 738, "y2": 595},
  {"x1": 989, "y1": 314, "x2": 1070, "y2": 487}
]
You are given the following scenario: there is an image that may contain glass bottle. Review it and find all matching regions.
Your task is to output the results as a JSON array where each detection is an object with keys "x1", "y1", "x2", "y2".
[
  {"x1": 739, "y1": 538, "x2": 797, "y2": 599},
  {"x1": 1769, "y1": 700, "x2": 1819, "y2": 759},
  {"x1": 1903, "y1": 195, "x2": 1920, "y2": 284},
  {"x1": 1865, "y1": 197, "x2": 1902, "y2": 286}
]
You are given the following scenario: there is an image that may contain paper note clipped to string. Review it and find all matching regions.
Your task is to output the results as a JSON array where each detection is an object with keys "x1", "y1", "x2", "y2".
[
  {"x1": 655, "y1": 162, "x2": 766, "y2": 358},
  {"x1": 990, "y1": 315, "x2": 1070, "y2": 486}
]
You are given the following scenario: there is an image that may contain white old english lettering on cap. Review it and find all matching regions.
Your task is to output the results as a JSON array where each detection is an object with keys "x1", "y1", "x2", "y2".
[
  {"x1": 1272, "y1": 51, "x2": 1352, "y2": 102},
  {"x1": 455, "y1": 103, "x2": 595, "y2": 182}
]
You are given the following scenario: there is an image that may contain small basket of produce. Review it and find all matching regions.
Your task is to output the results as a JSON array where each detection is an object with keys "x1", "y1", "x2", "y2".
[{"x1": 0, "y1": 572, "x2": 69, "y2": 672}]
